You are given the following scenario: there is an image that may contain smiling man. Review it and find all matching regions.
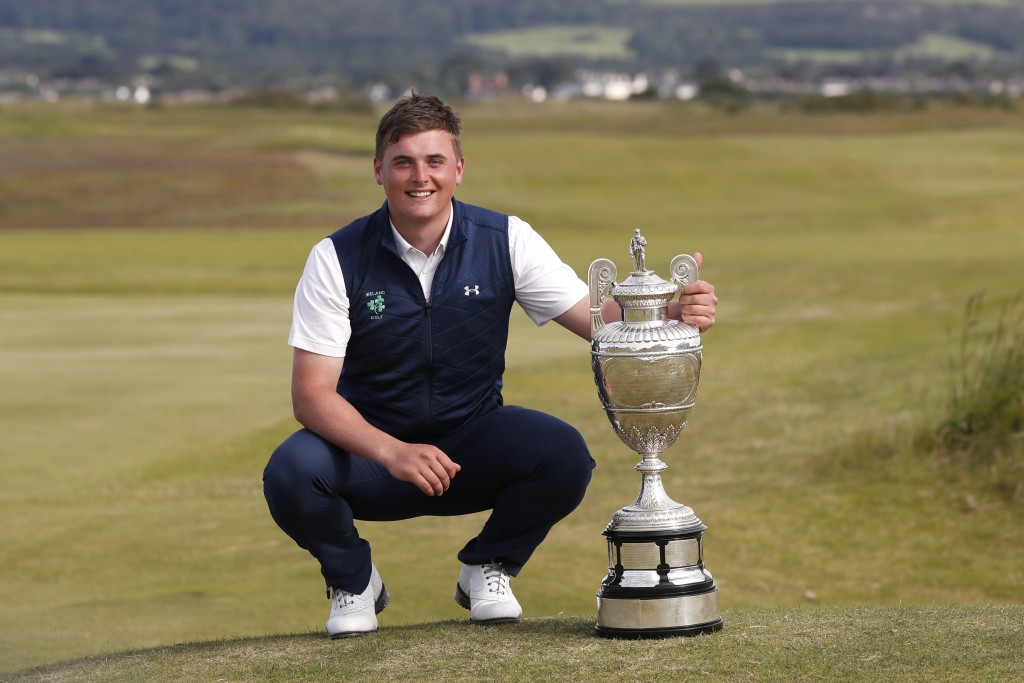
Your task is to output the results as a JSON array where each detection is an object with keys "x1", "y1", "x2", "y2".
[{"x1": 262, "y1": 93, "x2": 718, "y2": 638}]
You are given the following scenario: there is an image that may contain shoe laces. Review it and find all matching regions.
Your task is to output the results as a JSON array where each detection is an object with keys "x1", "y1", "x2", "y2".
[
  {"x1": 481, "y1": 562, "x2": 510, "y2": 597},
  {"x1": 329, "y1": 586, "x2": 357, "y2": 608}
]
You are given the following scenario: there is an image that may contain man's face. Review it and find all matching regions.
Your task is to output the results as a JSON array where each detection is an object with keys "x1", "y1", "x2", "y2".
[{"x1": 373, "y1": 129, "x2": 464, "y2": 232}]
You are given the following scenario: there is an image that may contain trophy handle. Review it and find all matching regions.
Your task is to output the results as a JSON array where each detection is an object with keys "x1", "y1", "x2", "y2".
[
  {"x1": 669, "y1": 253, "x2": 700, "y2": 290},
  {"x1": 588, "y1": 258, "x2": 617, "y2": 338}
]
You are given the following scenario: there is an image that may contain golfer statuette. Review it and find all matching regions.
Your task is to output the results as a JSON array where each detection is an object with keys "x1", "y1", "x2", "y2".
[{"x1": 588, "y1": 229, "x2": 723, "y2": 638}]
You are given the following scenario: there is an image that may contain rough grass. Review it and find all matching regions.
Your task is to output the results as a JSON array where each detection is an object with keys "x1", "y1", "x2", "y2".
[
  {"x1": 824, "y1": 293, "x2": 1024, "y2": 504},
  {"x1": 7, "y1": 607, "x2": 1023, "y2": 683},
  {"x1": 929, "y1": 294, "x2": 1024, "y2": 498},
  {"x1": 2, "y1": 101, "x2": 1023, "y2": 674},
  {"x1": 940, "y1": 296, "x2": 1024, "y2": 452}
]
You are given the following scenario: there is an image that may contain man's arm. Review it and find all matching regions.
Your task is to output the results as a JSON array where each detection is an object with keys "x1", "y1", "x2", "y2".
[
  {"x1": 291, "y1": 348, "x2": 460, "y2": 496},
  {"x1": 553, "y1": 251, "x2": 718, "y2": 341}
]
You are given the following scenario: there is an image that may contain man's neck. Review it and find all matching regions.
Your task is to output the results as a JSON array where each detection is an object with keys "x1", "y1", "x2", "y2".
[{"x1": 389, "y1": 205, "x2": 452, "y2": 255}]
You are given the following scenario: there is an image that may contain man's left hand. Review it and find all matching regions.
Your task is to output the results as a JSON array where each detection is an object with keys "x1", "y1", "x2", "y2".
[{"x1": 675, "y1": 251, "x2": 717, "y2": 332}]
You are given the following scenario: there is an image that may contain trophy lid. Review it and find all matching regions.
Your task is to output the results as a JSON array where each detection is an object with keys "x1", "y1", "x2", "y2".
[
  {"x1": 606, "y1": 270, "x2": 679, "y2": 317},
  {"x1": 610, "y1": 271, "x2": 678, "y2": 310},
  {"x1": 611, "y1": 229, "x2": 688, "y2": 312},
  {"x1": 588, "y1": 230, "x2": 701, "y2": 337}
]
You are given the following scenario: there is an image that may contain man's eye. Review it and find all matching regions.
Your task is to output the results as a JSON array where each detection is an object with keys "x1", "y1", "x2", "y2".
[{"x1": 428, "y1": 159, "x2": 444, "y2": 166}]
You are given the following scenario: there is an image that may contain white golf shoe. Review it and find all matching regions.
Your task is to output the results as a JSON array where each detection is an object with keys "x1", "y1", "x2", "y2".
[
  {"x1": 326, "y1": 564, "x2": 389, "y2": 638},
  {"x1": 455, "y1": 561, "x2": 523, "y2": 624}
]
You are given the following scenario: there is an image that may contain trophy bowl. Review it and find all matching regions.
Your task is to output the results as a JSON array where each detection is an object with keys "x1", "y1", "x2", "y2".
[{"x1": 588, "y1": 231, "x2": 723, "y2": 638}]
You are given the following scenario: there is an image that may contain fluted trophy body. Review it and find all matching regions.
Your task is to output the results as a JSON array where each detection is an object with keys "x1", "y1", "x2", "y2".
[{"x1": 589, "y1": 232, "x2": 723, "y2": 638}]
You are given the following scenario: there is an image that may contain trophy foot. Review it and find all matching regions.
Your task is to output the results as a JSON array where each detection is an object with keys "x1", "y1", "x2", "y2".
[
  {"x1": 608, "y1": 503, "x2": 703, "y2": 534},
  {"x1": 595, "y1": 613, "x2": 724, "y2": 639},
  {"x1": 595, "y1": 526, "x2": 723, "y2": 638}
]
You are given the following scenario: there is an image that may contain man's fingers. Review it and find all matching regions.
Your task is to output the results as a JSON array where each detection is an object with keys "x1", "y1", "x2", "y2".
[
  {"x1": 440, "y1": 453, "x2": 461, "y2": 478},
  {"x1": 681, "y1": 279, "x2": 715, "y2": 297},
  {"x1": 422, "y1": 449, "x2": 460, "y2": 496},
  {"x1": 392, "y1": 444, "x2": 461, "y2": 496},
  {"x1": 409, "y1": 472, "x2": 436, "y2": 496},
  {"x1": 428, "y1": 459, "x2": 452, "y2": 493}
]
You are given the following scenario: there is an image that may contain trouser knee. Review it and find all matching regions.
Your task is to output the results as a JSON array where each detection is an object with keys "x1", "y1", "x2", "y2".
[
  {"x1": 262, "y1": 429, "x2": 336, "y2": 531},
  {"x1": 533, "y1": 423, "x2": 596, "y2": 514}
]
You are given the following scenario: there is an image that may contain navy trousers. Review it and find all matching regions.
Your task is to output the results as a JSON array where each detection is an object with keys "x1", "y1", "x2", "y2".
[{"x1": 263, "y1": 405, "x2": 595, "y2": 594}]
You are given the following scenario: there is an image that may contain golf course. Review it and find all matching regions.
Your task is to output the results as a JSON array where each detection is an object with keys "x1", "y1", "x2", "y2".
[{"x1": 1, "y1": 98, "x2": 1022, "y2": 681}]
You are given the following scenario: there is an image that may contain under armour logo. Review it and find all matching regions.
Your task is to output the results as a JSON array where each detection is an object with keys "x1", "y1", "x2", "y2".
[{"x1": 464, "y1": 285, "x2": 480, "y2": 296}]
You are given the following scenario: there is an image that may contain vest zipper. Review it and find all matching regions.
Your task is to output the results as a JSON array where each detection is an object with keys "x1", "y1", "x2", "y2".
[{"x1": 424, "y1": 300, "x2": 433, "y2": 428}]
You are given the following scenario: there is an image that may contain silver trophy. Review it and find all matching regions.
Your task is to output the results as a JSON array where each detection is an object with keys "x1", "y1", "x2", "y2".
[{"x1": 588, "y1": 229, "x2": 723, "y2": 638}]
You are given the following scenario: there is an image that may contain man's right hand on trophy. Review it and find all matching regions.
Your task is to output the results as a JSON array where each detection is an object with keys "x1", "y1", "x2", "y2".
[{"x1": 674, "y1": 251, "x2": 718, "y2": 333}]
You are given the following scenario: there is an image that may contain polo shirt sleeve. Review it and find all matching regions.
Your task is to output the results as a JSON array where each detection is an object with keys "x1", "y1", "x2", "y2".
[
  {"x1": 288, "y1": 238, "x2": 351, "y2": 357},
  {"x1": 509, "y1": 216, "x2": 589, "y2": 325}
]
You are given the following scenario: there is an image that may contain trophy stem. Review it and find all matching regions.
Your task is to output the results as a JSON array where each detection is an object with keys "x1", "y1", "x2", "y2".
[
  {"x1": 636, "y1": 452, "x2": 667, "y2": 473},
  {"x1": 630, "y1": 453, "x2": 682, "y2": 514},
  {"x1": 607, "y1": 451, "x2": 703, "y2": 533}
]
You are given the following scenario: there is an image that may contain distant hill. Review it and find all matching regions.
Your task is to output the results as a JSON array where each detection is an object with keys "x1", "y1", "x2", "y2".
[{"x1": 1, "y1": 0, "x2": 1022, "y2": 94}]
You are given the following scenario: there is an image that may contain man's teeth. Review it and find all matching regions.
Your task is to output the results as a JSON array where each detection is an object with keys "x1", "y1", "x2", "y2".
[{"x1": 409, "y1": 191, "x2": 433, "y2": 197}]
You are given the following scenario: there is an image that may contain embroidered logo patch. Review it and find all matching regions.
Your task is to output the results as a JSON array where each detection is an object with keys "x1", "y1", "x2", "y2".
[
  {"x1": 464, "y1": 285, "x2": 480, "y2": 296},
  {"x1": 365, "y1": 290, "x2": 385, "y2": 319}
]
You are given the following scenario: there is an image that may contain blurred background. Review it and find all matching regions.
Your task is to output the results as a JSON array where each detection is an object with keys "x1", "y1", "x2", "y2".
[{"x1": 2, "y1": 0, "x2": 1023, "y2": 108}]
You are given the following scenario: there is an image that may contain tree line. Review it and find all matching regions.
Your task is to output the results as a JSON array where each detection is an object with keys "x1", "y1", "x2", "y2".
[{"x1": 2, "y1": 0, "x2": 1022, "y2": 93}]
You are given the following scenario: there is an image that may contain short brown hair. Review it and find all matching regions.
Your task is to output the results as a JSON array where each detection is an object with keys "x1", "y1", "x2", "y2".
[{"x1": 375, "y1": 93, "x2": 462, "y2": 160}]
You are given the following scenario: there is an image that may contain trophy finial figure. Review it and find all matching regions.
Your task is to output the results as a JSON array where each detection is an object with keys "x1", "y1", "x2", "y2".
[{"x1": 629, "y1": 228, "x2": 648, "y2": 273}]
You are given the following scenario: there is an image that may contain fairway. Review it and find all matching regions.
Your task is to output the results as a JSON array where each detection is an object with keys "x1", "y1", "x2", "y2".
[{"x1": 1, "y1": 100, "x2": 1023, "y2": 674}]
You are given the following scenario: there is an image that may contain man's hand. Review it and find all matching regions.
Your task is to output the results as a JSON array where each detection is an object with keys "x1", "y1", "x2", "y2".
[
  {"x1": 675, "y1": 251, "x2": 718, "y2": 332},
  {"x1": 380, "y1": 442, "x2": 461, "y2": 497},
  {"x1": 291, "y1": 348, "x2": 461, "y2": 497}
]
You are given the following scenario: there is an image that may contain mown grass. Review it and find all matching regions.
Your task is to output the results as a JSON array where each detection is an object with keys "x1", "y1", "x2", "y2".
[
  {"x1": 1, "y1": 101, "x2": 1023, "y2": 674},
  {"x1": 8, "y1": 607, "x2": 1024, "y2": 683}
]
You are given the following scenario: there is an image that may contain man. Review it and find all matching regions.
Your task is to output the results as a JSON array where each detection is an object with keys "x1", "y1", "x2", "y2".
[
  {"x1": 263, "y1": 94, "x2": 718, "y2": 638},
  {"x1": 630, "y1": 228, "x2": 648, "y2": 272}
]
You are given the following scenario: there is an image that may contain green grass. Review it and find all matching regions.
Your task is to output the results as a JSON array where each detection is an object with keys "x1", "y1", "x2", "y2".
[
  {"x1": 911, "y1": 294, "x2": 1023, "y2": 500},
  {"x1": 461, "y1": 24, "x2": 634, "y2": 60},
  {"x1": 895, "y1": 32, "x2": 1001, "y2": 62},
  {"x1": 8, "y1": 607, "x2": 1024, "y2": 683},
  {"x1": 1, "y1": 101, "x2": 1023, "y2": 675},
  {"x1": 772, "y1": 32, "x2": 1003, "y2": 66}
]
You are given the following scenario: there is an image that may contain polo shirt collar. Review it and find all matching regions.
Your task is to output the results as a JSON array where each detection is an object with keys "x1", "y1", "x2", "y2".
[{"x1": 389, "y1": 201, "x2": 454, "y2": 258}]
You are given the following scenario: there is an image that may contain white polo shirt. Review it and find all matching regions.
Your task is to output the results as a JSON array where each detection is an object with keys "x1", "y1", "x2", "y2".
[{"x1": 288, "y1": 206, "x2": 588, "y2": 357}]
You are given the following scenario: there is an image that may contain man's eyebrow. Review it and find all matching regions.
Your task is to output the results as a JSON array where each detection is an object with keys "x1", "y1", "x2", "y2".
[{"x1": 390, "y1": 153, "x2": 449, "y2": 161}]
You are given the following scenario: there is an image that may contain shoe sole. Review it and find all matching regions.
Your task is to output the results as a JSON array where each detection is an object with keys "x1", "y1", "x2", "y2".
[
  {"x1": 453, "y1": 583, "x2": 522, "y2": 625},
  {"x1": 327, "y1": 583, "x2": 390, "y2": 640},
  {"x1": 376, "y1": 584, "x2": 390, "y2": 614},
  {"x1": 329, "y1": 628, "x2": 377, "y2": 640}
]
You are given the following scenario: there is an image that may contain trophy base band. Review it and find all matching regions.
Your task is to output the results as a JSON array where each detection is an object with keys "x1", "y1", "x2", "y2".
[
  {"x1": 595, "y1": 591, "x2": 723, "y2": 639},
  {"x1": 595, "y1": 526, "x2": 722, "y2": 639}
]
